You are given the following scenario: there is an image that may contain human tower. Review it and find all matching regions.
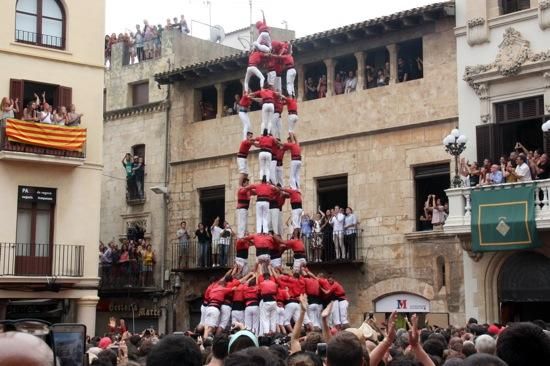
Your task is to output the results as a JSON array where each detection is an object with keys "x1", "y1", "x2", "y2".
[{"x1": 197, "y1": 16, "x2": 349, "y2": 340}]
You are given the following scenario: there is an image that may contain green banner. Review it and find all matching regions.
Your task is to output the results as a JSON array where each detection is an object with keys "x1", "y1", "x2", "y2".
[{"x1": 471, "y1": 185, "x2": 541, "y2": 252}]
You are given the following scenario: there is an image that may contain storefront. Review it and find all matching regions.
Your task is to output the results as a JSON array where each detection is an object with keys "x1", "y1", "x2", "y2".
[
  {"x1": 372, "y1": 292, "x2": 449, "y2": 328},
  {"x1": 95, "y1": 298, "x2": 163, "y2": 336}
]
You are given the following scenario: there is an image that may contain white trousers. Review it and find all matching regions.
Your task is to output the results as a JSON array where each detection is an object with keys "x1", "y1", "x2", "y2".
[
  {"x1": 331, "y1": 300, "x2": 341, "y2": 325},
  {"x1": 258, "y1": 151, "x2": 272, "y2": 182},
  {"x1": 338, "y1": 300, "x2": 349, "y2": 325},
  {"x1": 204, "y1": 306, "x2": 220, "y2": 328},
  {"x1": 291, "y1": 208, "x2": 303, "y2": 229},
  {"x1": 288, "y1": 113, "x2": 299, "y2": 133},
  {"x1": 237, "y1": 208, "x2": 248, "y2": 238},
  {"x1": 271, "y1": 112, "x2": 281, "y2": 140},
  {"x1": 199, "y1": 304, "x2": 206, "y2": 326},
  {"x1": 333, "y1": 231, "x2": 345, "y2": 259},
  {"x1": 286, "y1": 68, "x2": 296, "y2": 97},
  {"x1": 244, "y1": 66, "x2": 265, "y2": 92},
  {"x1": 277, "y1": 306, "x2": 285, "y2": 325},
  {"x1": 284, "y1": 302, "x2": 300, "y2": 326},
  {"x1": 267, "y1": 71, "x2": 276, "y2": 87},
  {"x1": 261, "y1": 103, "x2": 274, "y2": 134},
  {"x1": 293, "y1": 258, "x2": 307, "y2": 272},
  {"x1": 256, "y1": 201, "x2": 270, "y2": 233},
  {"x1": 219, "y1": 304, "x2": 232, "y2": 330},
  {"x1": 276, "y1": 166, "x2": 284, "y2": 187},
  {"x1": 232, "y1": 309, "x2": 245, "y2": 325},
  {"x1": 270, "y1": 208, "x2": 280, "y2": 235},
  {"x1": 237, "y1": 157, "x2": 248, "y2": 175},
  {"x1": 270, "y1": 160, "x2": 278, "y2": 185},
  {"x1": 307, "y1": 303, "x2": 322, "y2": 329},
  {"x1": 244, "y1": 305, "x2": 259, "y2": 334},
  {"x1": 275, "y1": 76, "x2": 282, "y2": 94},
  {"x1": 259, "y1": 300, "x2": 278, "y2": 335},
  {"x1": 239, "y1": 111, "x2": 251, "y2": 140},
  {"x1": 235, "y1": 257, "x2": 249, "y2": 275},
  {"x1": 290, "y1": 160, "x2": 302, "y2": 189},
  {"x1": 278, "y1": 210, "x2": 284, "y2": 238}
]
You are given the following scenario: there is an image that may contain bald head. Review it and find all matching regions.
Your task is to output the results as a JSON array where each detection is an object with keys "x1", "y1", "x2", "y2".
[{"x1": 0, "y1": 332, "x2": 53, "y2": 366}]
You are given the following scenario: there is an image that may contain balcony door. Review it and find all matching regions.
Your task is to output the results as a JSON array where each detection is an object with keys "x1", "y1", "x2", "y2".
[{"x1": 15, "y1": 187, "x2": 56, "y2": 276}]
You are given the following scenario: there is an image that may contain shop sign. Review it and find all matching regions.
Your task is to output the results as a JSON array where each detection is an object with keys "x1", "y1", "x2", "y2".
[
  {"x1": 375, "y1": 293, "x2": 430, "y2": 313},
  {"x1": 98, "y1": 301, "x2": 160, "y2": 318},
  {"x1": 18, "y1": 186, "x2": 56, "y2": 203}
]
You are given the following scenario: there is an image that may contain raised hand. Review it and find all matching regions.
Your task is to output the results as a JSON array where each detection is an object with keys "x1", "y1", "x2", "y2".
[
  {"x1": 299, "y1": 293, "x2": 308, "y2": 312},
  {"x1": 407, "y1": 314, "x2": 419, "y2": 347},
  {"x1": 321, "y1": 301, "x2": 333, "y2": 319}
]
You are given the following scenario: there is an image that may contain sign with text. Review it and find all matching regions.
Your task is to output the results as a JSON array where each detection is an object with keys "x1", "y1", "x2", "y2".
[
  {"x1": 18, "y1": 186, "x2": 57, "y2": 204},
  {"x1": 375, "y1": 293, "x2": 430, "y2": 313}
]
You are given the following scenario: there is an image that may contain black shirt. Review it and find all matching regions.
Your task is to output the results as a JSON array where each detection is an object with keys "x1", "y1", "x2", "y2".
[
  {"x1": 398, "y1": 62, "x2": 411, "y2": 82},
  {"x1": 195, "y1": 229, "x2": 211, "y2": 243},
  {"x1": 538, "y1": 161, "x2": 550, "y2": 179}
]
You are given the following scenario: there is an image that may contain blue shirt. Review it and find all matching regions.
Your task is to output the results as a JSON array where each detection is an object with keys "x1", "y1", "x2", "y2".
[{"x1": 489, "y1": 170, "x2": 504, "y2": 184}]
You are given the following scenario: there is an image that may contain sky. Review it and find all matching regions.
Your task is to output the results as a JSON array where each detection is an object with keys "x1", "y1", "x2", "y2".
[{"x1": 106, "y1": 0, "x2": 440, "y2": 39}]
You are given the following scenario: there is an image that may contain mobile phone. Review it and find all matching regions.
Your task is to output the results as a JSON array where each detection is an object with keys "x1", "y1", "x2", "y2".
[
  {"x1": 316, "y1": 342, "x2": 327, "y2": 358},
  {"x1": 51, "y1": 323, "x2": 86, "y2": 366}
]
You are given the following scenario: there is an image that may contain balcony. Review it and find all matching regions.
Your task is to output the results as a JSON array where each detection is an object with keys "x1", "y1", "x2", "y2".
[
  {"x1": 0, "y1": 243, "x2": 84, "y2": 277},
  {"x1": 0, "y1": 121, "x2": 86, "y2": 166},
  {"x1": 98, "y1": 263, "x2": 158, "y2": 293},
  {"x1": 171, "y1": 239, "x2": 236, "y2": 272},
  {"x1": 15, "y1": 29, "x2": 65, "y2": 50}
]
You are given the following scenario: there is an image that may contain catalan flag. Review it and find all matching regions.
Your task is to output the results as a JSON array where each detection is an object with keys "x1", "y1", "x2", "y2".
[{"x1": 6, "y1": 119, "x2": 86, "y2": 152}]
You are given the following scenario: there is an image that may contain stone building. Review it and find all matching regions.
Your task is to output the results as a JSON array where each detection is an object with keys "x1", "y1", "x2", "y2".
[
  {"x1": 156, "y1": 1, "x2": 468, "y2": 329},
  {"x1": 100, "y1": 29, "x2": 241, "y2": 334},
  {"x1": 0, "y1": 0, "x2": 105, "y2": 332},
  {"x1": 446, "y1": 0, "x2": 550, "y2": 324}
]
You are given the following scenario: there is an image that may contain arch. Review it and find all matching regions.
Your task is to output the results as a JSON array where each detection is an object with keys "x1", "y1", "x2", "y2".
[
  {"x1": 498, "y1": 251, "x2": 550, "y2": 302},
  {"x1": 15, "y1": 0, "x2": 66, "y2": 49}
]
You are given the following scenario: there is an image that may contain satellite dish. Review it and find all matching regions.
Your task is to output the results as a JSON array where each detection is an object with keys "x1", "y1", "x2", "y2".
[{"x1": 210, "y1": 25, "x2": 225, "y2": 43}]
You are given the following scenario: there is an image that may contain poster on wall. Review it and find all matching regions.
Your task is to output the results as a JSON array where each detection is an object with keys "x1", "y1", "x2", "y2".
[{"x1": 375, "y1": 293, "x2": 430, "y2": 313}]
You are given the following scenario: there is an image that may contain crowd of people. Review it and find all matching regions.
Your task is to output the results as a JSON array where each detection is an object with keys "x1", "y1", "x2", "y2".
[
  {"x1": 460, "y1": 142, "x2": 550, "y2": 186},
  {"x1": 122, "y1": 153, "x2": 146, "y2": 200},
  {"x1": 1, "y1": 93, "x2": 83, "y2": 126},
  {"x1": 105, "y1": 15, "x2": 190, "y2": 67},
  {"x1": 99, "y1": 237, "x2": 155, "y2": 288}
]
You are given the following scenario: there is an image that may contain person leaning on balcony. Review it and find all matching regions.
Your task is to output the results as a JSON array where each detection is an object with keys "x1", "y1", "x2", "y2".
[
  {"x1": 177, "y1": 221, "x2": 190, "y2": 266},
  {"x1": 141, "y1": 243, "x2": 155, "y2": 286},
  {"x1": 53, "y1": 106, "x2": 67, "y2": 125},
  {"x1": 530, "y1": 153, "x2": 550, "y2": 180},
  {"x1": 512, "y1": 155, "x2": 532, "y2": 182},
  {"x1": 344, "y1": 71, "x2": 357, "y2": 94},
  {"x1": 344, "y1": 207, "x2": 358, "y2": 260},
  {"x1": 66, "y1": 104, "x2": 83, "y2": 126},
  {"x1": 1, "y1": 97, "x2": 19, "y2": 121},
  {"x1": 132, "y1": 156, "x2": 145, "y2": 199},
  {"x1": 486, "y1": 164, "x2": 504, "y2": 185},
  {"x1": 122, "y1": 153, "x2": 135, "y2": 198},
  {"x1": 195, "y1": 222, "x2": 212, "y2": 268},
  {"x1": 211, "y1": 217, "x2": 223, "y2": 267}
]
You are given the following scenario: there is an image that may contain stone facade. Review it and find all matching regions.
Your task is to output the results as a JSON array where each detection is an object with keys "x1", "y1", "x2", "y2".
[{"x1": 161, "y1": 7, "x2": 467, "y2": 330}]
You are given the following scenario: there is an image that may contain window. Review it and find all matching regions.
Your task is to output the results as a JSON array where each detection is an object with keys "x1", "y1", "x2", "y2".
[
  {"x1": 9, "y1": 79, "x2": 72, "y2": 120},
  {"x1": 414, "y1": 164, "x2": 449, "y2": 231},
  {"x1": 15, "y1": 0, "x2": 65, "y2": 49},
  {"x1": 397, "y1": 38, "x2": 423, "y2": 83},
  {"x1": 223, "y1": 81, "x2": 243, "y2": 116},
  {"x1": 132, "y1": 144, "x2": 146, "y2": 160},
  {"x1": 199, "y1": 186, "x2": 225, "y2": 227},
  {"x1": 304, "y1": 62, "x2": 327, "y2": 101},
  {"x1": 435, "y1": 256, "x2": 447, "y2": 292},
  {"x1": 131, "y1": 81, "x2": 149, "y2": 106},
  {"x1": 365, "y1": 47, "x2": 390, "y2": 89},
  {"x1": 317, "y1": 175, "x2": 348, "y2": 212},
  {"x1": 195, "y1": 86, "x2": 217, "y2": 121},
  {"x1": 499, "y1": 0, "x2": 530, "y2": 15}
]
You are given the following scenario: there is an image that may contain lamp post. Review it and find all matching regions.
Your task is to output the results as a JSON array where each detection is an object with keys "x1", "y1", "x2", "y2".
[{"x1": 443, "y1": 128, "x2": 468, "y2": 188}]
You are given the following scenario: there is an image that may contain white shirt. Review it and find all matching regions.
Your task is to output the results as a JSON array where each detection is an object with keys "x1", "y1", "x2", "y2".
[
  {"x1": 220, "y1": 228, "x2": 232, "y2": 245},
  {"x1": 345, "y1": 77, "x2": 357, "y2": 93},
  {"x1": 39, "y1": 111, "x2": 52, "y2": 123},
  {"x1": 211, "y1": 226, "x2": 223, "y2": 243},
  {"x1": 515, "y1": 162, "x2": 532, "y2": 182},
  {"x1": 344, "y1": 214, "x2": 357, "y2": 235},
  {"x1": 330, "y1": 213, "x2": 345, "y2": 232}
]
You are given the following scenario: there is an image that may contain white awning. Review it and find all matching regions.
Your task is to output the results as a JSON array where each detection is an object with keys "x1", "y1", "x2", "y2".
[{"x1": 374, "y1": 293, "x2": 430, "y2": 313}]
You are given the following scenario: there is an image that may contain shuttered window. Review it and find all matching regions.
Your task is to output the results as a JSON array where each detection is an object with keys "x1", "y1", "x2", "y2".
[
  {"x1": 9, "y1": 79, "x2": 72, "y2": 119},
  {"x1": 494, "y1": 96, "x2": 544, "y2": 124},
  {"x1": 499, "y1": 0, "x2": 531, "y2": 15},
  {"x1": 131, "y1": 81, "x2": 149, "y2": 106}
]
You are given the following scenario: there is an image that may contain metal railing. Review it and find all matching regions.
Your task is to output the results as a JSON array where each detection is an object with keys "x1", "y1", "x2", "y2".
[
  {"x1": 0, "y1": 243, "x2": 84, "y2": 277},
  {"x1": 98, "y1": 261, "x2": 156, "y2": 290},
  {"x1": 283, "y1": 230, "x2": 365, "y2": 265},
  {"x1": 15, "y1": 29, "x2": 64, "y2": 49},
  {"x1": 121, "y1": 39, "x2": 162, "y2": 66},
  {"x1": 172, "y1": 239, "x2": 236, "y2": 271},
  {"x1": 0, "y1": 124, "x2": 86, "y2": 159}
]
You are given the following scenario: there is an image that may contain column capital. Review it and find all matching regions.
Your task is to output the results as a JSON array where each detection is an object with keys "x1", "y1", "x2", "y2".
[
  {"x1": 323, "y1": 58, "x2": 335, "y2": 68},
  {"x1": 76, "y1": 296, "x2": 100, "y2": 307}
]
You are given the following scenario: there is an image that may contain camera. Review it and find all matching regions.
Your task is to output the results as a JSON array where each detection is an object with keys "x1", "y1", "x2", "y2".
[{"x1": 316, "y1": 342, "x2": 327, "y2": 358}]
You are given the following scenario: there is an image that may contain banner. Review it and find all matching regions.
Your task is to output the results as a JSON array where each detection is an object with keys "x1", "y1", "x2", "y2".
[
  {"x1": 471, "y1": 185, "x2": 541, "y2": 252},
  {"x1": 5, "y1": 118, "x2": 86, "y2": 152}
]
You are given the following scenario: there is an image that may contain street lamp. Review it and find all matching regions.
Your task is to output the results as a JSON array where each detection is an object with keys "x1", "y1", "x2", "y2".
[{"x1": 443, "y1": 128, "x2": 468, "y2": 188}]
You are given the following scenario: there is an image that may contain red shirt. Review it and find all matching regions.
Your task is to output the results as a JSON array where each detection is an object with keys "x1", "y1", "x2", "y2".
[
  {"x1": 276, "y1": 286, "x2": 290, "y2": 304},
  {"x1": 204, "y1": 282, "x2": 216, "y2": 303},
  {"x1": 258, "y1": 278, "x2": 278, "y2": 296},
  {"x1": 277, "y1": 192, "x2": 287, "y2": 210},
  {"x1": 271, "y1": 40, "x2": 285, "y2": 55},
  {"x1": 236, "y1": 237, "x2": 251, "y2": 251},
  {"x1": 285, "y1": 98, "x2": 298, "y2": 113},
  {"x1": 303, "y1": 277, "x2": 320, "y2": 297},
  {"x1": 285, "y1": 239, "x2": 305, "y2": 253},
  {"x1": 271, "y1": 143, "x2": 280, "y2": 161},
  {"x1": 283, "y1": 188, "x2": 302, "y2": 204},
  {"x1": 233, "y1": 283, "x2": 246, "y2": 302},
  {"x1": 329, "y1": 281, "x2": 346, "y2": 299},
  {"x1": 274, "y1": 98, "x2": 284, "y2": 114},
  {"x1": 209, "y1": 284, "x2": 234, "y2": 305},
  {"x1": 248, "y1": 51, "x2": 263, "y2": 66},
  {"x1": 243, "y1": 284, "x2": 259, "y2": 305},
  {"x1": 256, "y1": 135, "x2": 276, "y2": 151},
  {"x1": 237, "y1": 187, "x2": 251, "y2": 209},
  {"x1": 281, "y1": 54, "x2": 294, "y2": 68},
  {"x1": 254, "y1": 89, "x2": 276, "y2": 103},
  {"x1": 252, "y1": 234, "x2": 274, "y2": 250},
  {"x1": 239, "y1": 95, "x2": 252, "y2": 109},
  {"x1": 250, "y1": 183, "x2": 277, "y2": 199},
  {"x1": 275, "y1": 146, "x2": 285, "y2": 162},
  {"x1": 283, "y1": 142, "x2": 301, "y2": 159},
  {"x1": 238, "y1": 139, "x2": 253, "y2": 157},
  {"x1": 279, "y1": 275, "x2": 305, "y2": 298}
]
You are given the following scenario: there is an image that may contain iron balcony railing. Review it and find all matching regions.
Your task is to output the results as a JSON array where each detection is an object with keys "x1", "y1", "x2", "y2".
[
  {"x1": 172, "y1": 238, "x2": 236, "y2": 271},
  {"x1": 15, "y1": 29, "x2": 65, "y2": 49},
  {"x1": 98, "y1": 261, "x2": 156, "y2": 290},
  {"x1": 0, "y1": 243, "x2": 84, "y2": 277},
  {"x1": 0, "y1": 124, "x2": 86, "y2": 159}
]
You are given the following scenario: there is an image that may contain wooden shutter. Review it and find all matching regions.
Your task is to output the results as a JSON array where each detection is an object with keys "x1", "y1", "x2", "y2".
[
  {"x1": 56, "y1": 86, "x2": 72, "y2": 110},
  {"x1": 10, "y1": 79, "x2": 24, "y2": 119},
  {"x1": 476, "y1": 124, "x2": 501, "y2": 163}
]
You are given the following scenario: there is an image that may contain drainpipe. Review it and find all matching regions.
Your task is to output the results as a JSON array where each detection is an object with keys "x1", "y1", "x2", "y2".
[{"x1": 163, "y1": 58, "x2": 173, "y2": 332}]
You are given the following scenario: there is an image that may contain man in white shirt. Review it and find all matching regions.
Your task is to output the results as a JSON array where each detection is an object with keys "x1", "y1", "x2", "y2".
[
  {"x1": 514, "y1": 155, "x2": 532, "y2": 182},
  {"x1": 330, "y1": 206, "x2": 346, "y2": 259},
  {"x1": 176, "y1": 221, "x2": 190, "y2": 267},
  {"x1": 344, "y1": 71, "x2": 358, "y2": 94},
  {"x1": 344, "y1": 207, "x2": 358, "y2": 260},
  {"x1": 210, "y1": 217, "x2": 223, "y2": 267}
]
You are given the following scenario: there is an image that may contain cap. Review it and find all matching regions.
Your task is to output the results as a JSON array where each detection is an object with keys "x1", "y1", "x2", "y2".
[
  {"x1": 228, "y1": 330, "x2": 259, "y2": 351},
  {"x1": 487, "y1": 324, "x2": 502, "y2": 335},
  {"x1": 98, "y1": 337, "x2": 112, "y2": 349}
]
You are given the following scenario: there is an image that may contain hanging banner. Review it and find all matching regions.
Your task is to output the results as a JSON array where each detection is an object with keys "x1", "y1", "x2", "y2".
[
  {"x1": 6, "y1": 118, "x2": 86, "y2": 152},
  {"x1": 471, "y1": 185, "x2": 541, "y2": 252}
]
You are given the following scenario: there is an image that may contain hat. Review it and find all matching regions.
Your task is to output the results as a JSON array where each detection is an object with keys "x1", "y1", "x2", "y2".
[
  {"x1": 228, "y1": 330, "x2": 259, "y2": 351},
  {"x1": 487, "y1": 324, "x2": 502, "y2": 336},
  {"x1": 98, "y1": 337, "x2": 112, "y2": 349},
  {"x1": 358, "y1": 321, "x2": 379, "y2": 341}
]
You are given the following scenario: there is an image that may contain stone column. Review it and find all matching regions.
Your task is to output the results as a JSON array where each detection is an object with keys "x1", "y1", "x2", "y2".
[
  {"x1": 215, "y1": 83, "x2": 223, "y2": 118},
  {"x1": 76, "y1": 296, "x2": 99, "y2": 337},
  {"x1": 324, "y1": 58, "x2": 336, "y2": 97},
  {"x1": 386, "y1": 44, "x2": 399, "y2": 85},
  {"x1": 354, "y1": 51, "x2": 366, "y2": 90},
  {"x1": 296, "y1": 64, "x2": 305, "y2": 102},
  {"x1": 0, "y1": 300, "x2": 8, "y2": 320}
]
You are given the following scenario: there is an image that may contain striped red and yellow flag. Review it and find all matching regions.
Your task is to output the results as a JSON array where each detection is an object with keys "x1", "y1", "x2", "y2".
[{"x1": 6, "y1": 119, "x2": 87, "y2": 152}]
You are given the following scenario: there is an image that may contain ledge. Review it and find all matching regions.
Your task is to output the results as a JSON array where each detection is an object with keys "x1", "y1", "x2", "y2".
[
  {"x1": 0, "y1": 150, "x2": 85, "y2": 166},
  {"x1": 404, "y1": 230, "x2": 456, "y2": 242},
  {"x1": 104, "y1": 101, "x2": 168, "y2": 121}
]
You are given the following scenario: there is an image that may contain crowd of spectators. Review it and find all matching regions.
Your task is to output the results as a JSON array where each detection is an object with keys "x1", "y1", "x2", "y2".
[
  {"x1": 99, "y1": 236, "x2": 155, "y2": 288},
  {"x1": 105, "y1": 15, "x2": 190, "y2": 67},
  {"x1": 1, "y1": 92, "x2": 82, "y2": 126},
  {"x1": 79, "y1": 311, "x2": 550, "y2": 366},
  {"x1": 122, "y1": 153, "x2": 145, "y2": 200},
  {"x1": 419, "y1": 195, "x2": 449, "y2": 231},
  {"x1": 460, "y1": 142, "x2": 550, "y2": 187}
]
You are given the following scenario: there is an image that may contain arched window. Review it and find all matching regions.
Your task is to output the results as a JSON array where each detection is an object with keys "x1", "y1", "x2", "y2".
[{"x1": 15, "y1": 0, "x2": 66, "y2": 49}]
